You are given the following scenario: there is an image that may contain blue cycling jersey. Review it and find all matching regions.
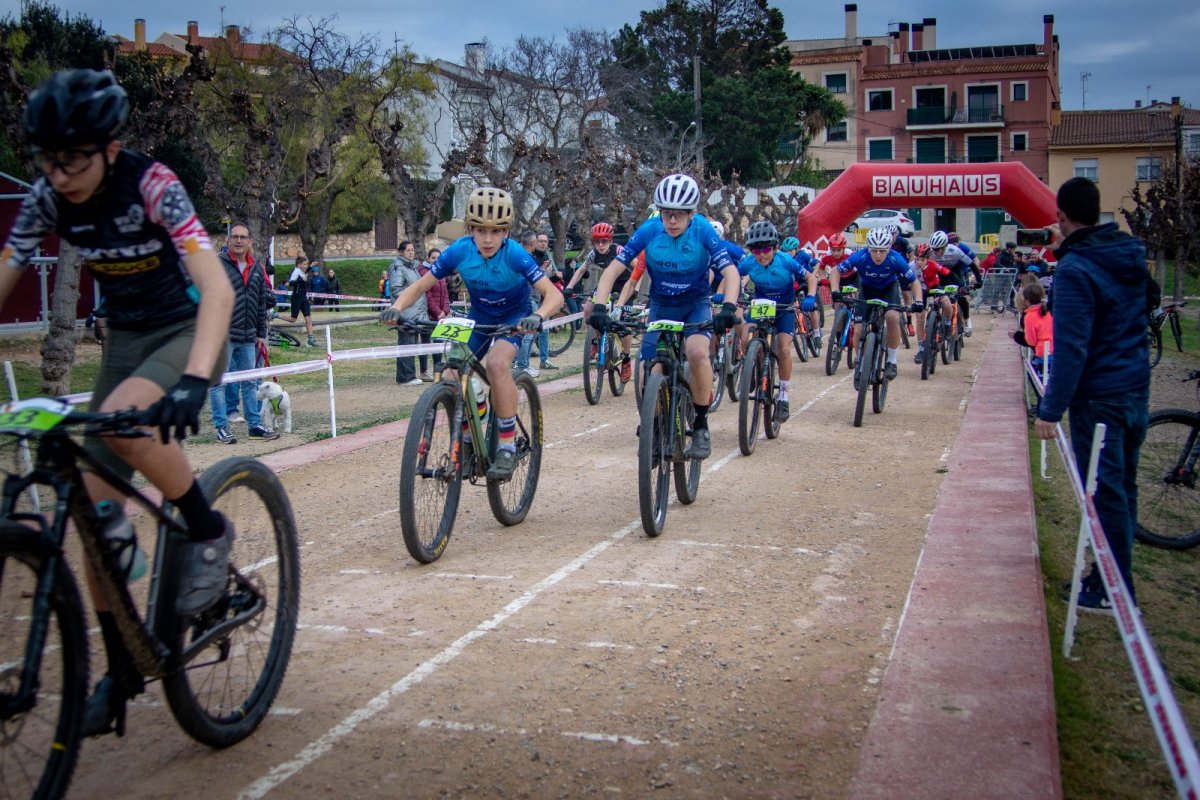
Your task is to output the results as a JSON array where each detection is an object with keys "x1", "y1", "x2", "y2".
[
  {"x1": 710, "y1": 239, "x2": 745, "y2": 292},
  {"x1": 956, "y1": 241, "x2": 976, "y2": 262},
  {"x1": 837, "y1": 248, "x2": 918, "y2": 290},
  {"x1": 617, "y1": 214, "x2": 733, "y2": 303},
  {"x1": 737, "y1": 252, "x2": 811, "y2": 306},
  {"x1": 432, "y1": 236, "x2": 544, "y2": 318}
]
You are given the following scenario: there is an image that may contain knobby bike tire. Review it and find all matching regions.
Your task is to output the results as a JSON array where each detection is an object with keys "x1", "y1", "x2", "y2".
[
  {"x1": 873, "y1": 344, "x2": 889, "y2": 414},
  {"x1": 764, "y1": 346, "x2": 781, "y2": 440},
  {"x1": 826, "y1": 309, "x2": 847, "y2": 376},
  {"x1": 921, "y1": 315, "x2": 939, "y2": 380},
  {"x1": 1149, "y1": 327, "x2": 1163, "y2": 368},
  {"x1": 853, "y1": 331, "x2": 876, "y2": 428},
  {"x1": 269, "y1": 328, "x2": 301, "y2": 348},
  {"x1": 738, "y1": 340, "x2": 765, "y2": 455},
  {"x1": 607, "y1": 339, "x2": 628, "y2": 398},
  {"x1": 1135, "y1": 408, "x2": 1200, "y2": 549},
  {"x1": 639, "y1": 373, "x2": 672, "y2": 537},
  {"x1": 817, "y1": 301, "x2": 825, "y2": 330},
  {"x1": 633, "y1": 355, "x2": 645, "y2": 407},
  {"x1": 941, "y1": 320, "x2": 953, "y2": 365},
  {"x1": 1170, "y1": 311, "x2": 1184, "y2": 353},
  {"x1": 162, "y1": 456, "x2": 300, "y2": 748},
  {"x1": 791, "y1": 329, "x2": 810, "y2": 363},
  {"x1": 953, "y1": 331, "x2": 963, "y2": 362},
  {"x1": 899, "y1": 318, "x2": 910, "y2": 350},
  {"x1": 399, "y1": 382, "x2": 463, "y2": 562},
  {"x1": 487, "y1": 372, "x2": 543, "y2": 526},
  {"x1": 726, "y1": 338, "x2": 742, "y2": 402},
  {"x1": 709, "y1": 350, "x2": 726, "y2": 412},
  {"x1": 536, "y1": 322, "x2": 575, "y2": 358},
  {"x1": 0, "y1": 526, "x2": 88, "y2": 800},
  {"x1": 582, "y1": 330, "x2": 604, "y2": 405},
  {"x1": 807, "y1": 327, "x2": 822, "y2": 358},
  {"x1": 673, "y1": 379, "x2": 701, "y2": 505}
]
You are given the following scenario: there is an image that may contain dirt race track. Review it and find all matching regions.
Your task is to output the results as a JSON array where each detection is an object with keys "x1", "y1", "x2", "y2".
[{"x1": 64, "y1": 316, "x2": 1032, "y2": 800}]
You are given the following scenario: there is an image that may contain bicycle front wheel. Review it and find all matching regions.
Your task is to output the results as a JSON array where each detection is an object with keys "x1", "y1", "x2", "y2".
[
  {"x1": 764, "y1": 349, "x2": 781, "y2": 440},
  {"x1": 487, "y1": 372, "x2": 543, "y2": 526},
  {"x1": 545, "y1": 321, "x2": 575, "y2": 357},
  {"x1": 269, "y1": 328, "x2": 300, "y2": 348},
  {"x1": 0, "y1": 526, "x2": 88, "y2": 800},
  {"x1": 607, "y1": 340, "x2": 628, "y2": 398},
  {"x1": 826, "y1": 310, "x2": 847, "y2": 376},
  {"x1": 853, "y1": 331, "x2": 876, "y2": 428},
  {"x1": 399, "y1": 382, "x2": 464, "y2": 562},
  {"x1": 162, "y1": 457, "x2": 300, "y2": 748},
  {"x1": 873, "y1": 350, "x2": 889, "y2": 414},
  {"x1": 709, "y1": 349, "x2": 726, "y2": 412},
  {"x1": 791, "y1": 328, "x2": 810, "y2": 363},
  {"x1": 738, "y1": 339, "x2": 765, "y2": 455},
  {"x1": 921, "y1": 318, "x2": 938, "y2": 380},
  {"x1": 1148, "y1": 326, "x2": 1163, "y2": 368},
  {"x1": 673, "y1": 384, "x2": 700, "y2": 505},
  {"x1": 583, "y1": 330, "x2": 604, "y2": 405},
  {"x1": 638, "y1": 373, "x2": 672, "y2": 537},
  {"x1": 1136, "y1": 409, "x2": 1200, "y2": 549}
]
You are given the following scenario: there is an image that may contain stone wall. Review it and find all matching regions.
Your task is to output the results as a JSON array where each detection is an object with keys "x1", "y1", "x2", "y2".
[{"x1": 212, "y1": 230, "x2": 386, "y2": 260}]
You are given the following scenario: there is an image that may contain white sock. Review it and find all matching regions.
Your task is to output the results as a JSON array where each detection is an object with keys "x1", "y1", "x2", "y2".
[
  {"x1": 779, "y1": 383, "x2": 789, "y2": 401},
  {"x1": 887, "y1": 347, "x2": 898, "y2": 364}
]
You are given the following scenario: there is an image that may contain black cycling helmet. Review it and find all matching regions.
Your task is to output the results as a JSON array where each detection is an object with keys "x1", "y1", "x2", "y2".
[
  {"x1": 25, "y1": 69, "x2": 129, "y2": 152},
  {"x1": 745, "y1": 220, "x2": 780, "y2": 248}
]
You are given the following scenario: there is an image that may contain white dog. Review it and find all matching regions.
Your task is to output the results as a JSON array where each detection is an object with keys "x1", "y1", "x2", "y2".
[{"x1": 256, "y1": 381, "x2": 292, "y2": 433}]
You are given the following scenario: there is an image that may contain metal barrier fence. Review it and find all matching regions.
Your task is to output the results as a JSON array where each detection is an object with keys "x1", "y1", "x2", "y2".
[{"x1": 977, "y1": 267, "x2": 1017, "y2": 312}]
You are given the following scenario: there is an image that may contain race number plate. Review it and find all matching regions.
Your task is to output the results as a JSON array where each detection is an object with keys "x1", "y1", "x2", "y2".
[
  {"x1": 749, "y1": 299, "x2": 778, "y2": 320},
  {"x1": 0, "y1": 398, "x2": 71, "y2": 434},
  {"x1": 431, "y1": 316, "x2": 476, "y2": 343},
  {"x1": 647, "y1": 320, "x2": 684, "y2": 334}
]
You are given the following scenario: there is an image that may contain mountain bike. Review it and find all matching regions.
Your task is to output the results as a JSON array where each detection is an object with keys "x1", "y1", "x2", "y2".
[
  {"x1": 267, "y1": 327, "x2": 301, "y2": 349},
  {"x1": 582, "y1": 307, "x2": 635, "y2": 406},
  {"x1": 825, "y1": 286, "x2": 858, "y2": 376},
  {"x1": 852, "y1": 299, "x2": 906, "y2": 427},
  {"x1": 0, "y1": 400, "x2": 299, "y2": 800},
  {"x1": 1148, "y1": 301, "x2": 1186, "y2": 368},
  {"x1": 738, "y1": 300, "x2": 785, "y2": 455},
  {"x1": 396, "y1": 318, "x2": 543, "y2": 563},
  {"x1": 941, "y1": 284, "x2": 964, "y2": 363},
  {"x1": 636, "y1": 319, "x2": 708, "y2": 537},
  {"x1": 1135, "y1": 370, "x2": 1200, "y2": 549},
  {"x1": 919, "y1": 288, "x2": 948, "y2": 381},
  {"x1": 790, "y1": 301, "x2": 820, "y2": 364}
]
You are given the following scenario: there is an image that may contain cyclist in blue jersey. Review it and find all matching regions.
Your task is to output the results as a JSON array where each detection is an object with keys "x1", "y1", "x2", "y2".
[
  {"x1": 829, "y1": 227, "x2": 923, "y2": 380},
  {"x1": 589, "y1": 174, "x2": 738, "y2": 459},
  {"x1": 0, "y1": 70, "x2": 237, "y2": 736},
  {"x1": 738, "y1": 221, "x2": 819, "y2": 422},
  {"x1": 929, "y1": 230, "x2": 982, "y2": 336},
  {"x1": 383, "y1": 187, "x2": 562, "y2": 480},
  {"x1": 947, "y1": 231, "x2": 981, "y2": 270}
]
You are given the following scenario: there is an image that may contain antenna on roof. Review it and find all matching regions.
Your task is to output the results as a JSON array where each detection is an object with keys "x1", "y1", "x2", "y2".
[
  {"x1": 1080, "y1": 71, "x2": 1092, "y2": 110},
  {"x1": 1146, "y1": 84, "x2": 1152, "y2": 107}
]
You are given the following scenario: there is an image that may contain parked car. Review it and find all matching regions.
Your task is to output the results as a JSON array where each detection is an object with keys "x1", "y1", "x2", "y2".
[{"x1": 846, "y1": 209, "x2": 915, "y2": 237}]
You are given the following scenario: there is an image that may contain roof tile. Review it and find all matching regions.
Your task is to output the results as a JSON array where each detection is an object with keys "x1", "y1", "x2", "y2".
[{"x1": 1050, "y1": 108, "x2": 1200, "y2": 147}]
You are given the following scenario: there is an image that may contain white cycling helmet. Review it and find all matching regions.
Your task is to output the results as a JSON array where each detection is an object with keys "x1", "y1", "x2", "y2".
[
  {"x1": 929, "y1": 230, "x2": 949, "y2": 249},
  {"x1": 710, "y1": 219, "x2": 725, "y2": 238},
  {"x1": 654, "y1": 173, "x2": 700, "y2": 211},
  {"x1": 866, "y1": 227, "x2": 892, "y2": 249}
]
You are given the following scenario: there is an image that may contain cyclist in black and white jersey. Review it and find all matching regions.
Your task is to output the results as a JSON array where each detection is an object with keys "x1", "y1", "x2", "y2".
[
  {"x1": 0, "y1": 70, "x2": 236, "y2": 736},
  {"x1": 928, "y1": 230, "x2": 982, "y2": 336},
  {"x1": 566, "y1": 222, "x2": 634, "y2": 382}
]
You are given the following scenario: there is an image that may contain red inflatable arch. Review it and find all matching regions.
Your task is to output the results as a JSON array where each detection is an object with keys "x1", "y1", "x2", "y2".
[{"x1": 796, "y1": 162, "x2": 1057, "y2": 250}]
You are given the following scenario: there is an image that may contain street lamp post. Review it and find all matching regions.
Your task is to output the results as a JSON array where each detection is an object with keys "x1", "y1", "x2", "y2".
[{"x1": 677, "y1": 120, "x2": 697, "y2": 165}]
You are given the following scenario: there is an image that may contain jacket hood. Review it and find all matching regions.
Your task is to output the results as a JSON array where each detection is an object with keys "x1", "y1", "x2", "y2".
[
  {"x1": 219, "y1": 247, "x2": 256, "y2": 268},
  {"x1": 1054, "y1": 222, "x2": 1145, "y2": 285}
]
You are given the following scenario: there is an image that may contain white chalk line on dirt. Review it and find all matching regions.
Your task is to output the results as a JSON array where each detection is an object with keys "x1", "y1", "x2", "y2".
[
  {"x1": 545, "y1": 422, "x2": 613, "y2": 449},
  {"x1": 417, "y1": 718, "x2": 671, "y2": 748},
  {"x1": 351, "y1": 507, "x2": 399, "y2": 528},
  {"x1": 237, "y1": 519, "x2": 641, "y2": 800},
  {"x1": 297, "y1": 623, "x2": 387, "y2": 637},
  {"x1": 237, "y1": 373, "x2": 846, "y2": 798},
  {"x1": 435, "y1": 572, "x2": 515, "y2": 581}
]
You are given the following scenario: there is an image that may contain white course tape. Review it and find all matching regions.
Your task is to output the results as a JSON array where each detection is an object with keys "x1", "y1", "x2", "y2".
[{"x1": 1026, "y1": 362, "x2": 1200, "y2": 799}]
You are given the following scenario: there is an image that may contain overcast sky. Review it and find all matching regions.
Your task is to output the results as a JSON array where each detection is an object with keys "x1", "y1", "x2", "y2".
[{"x1": 4, "y1": 0, "x2": 1196, "y2": 111}]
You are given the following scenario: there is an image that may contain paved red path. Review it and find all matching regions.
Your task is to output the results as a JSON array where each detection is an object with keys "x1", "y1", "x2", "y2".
[{"x1": 849, "y1": 326, "x2": 1061, "y2": 799}]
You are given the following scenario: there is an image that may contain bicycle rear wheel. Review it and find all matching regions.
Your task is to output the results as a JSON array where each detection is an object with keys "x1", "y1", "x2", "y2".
[
  {"x1": 162, "y1": 456, "x2": 300, "y2": 748},
  {"x1": 853, "y1": 331, "x2": 876, "y2": 428},
  {"x1": 582, "y1": 330, "x2": 604, "y2": 405},
  {"x1": 399, "y1": 383, "x2": 464, "y2": 562},
  {"x1": 941, "y1": 320, "x2": 953, "y2": 365},
  {"x1": 544, "y1": 321, "x2": 575, "y2": 357},
  {"x1": 791, "y1": 317, "x2": 810, "y2": 363},
  {"x1": 639, "y1": 374, "x2": 672, "y2": 536},
  {"x1": 673, "y1": 384, "x2": 700, "y2": 505},
  {"x1": 1148, "y1": 327, "x2": 1163, "y2": 368},
  {"x1": 607, "y1": 340, "x2": 628, "y2": 398},
  {"x1": 738, "y1": 340, "x2": 765, "y2": 455},
  {"x1": 487, "y1": 372, "x2": 543, "y2": 526},
  {"x1": 872, "y1": 350, "x2": 889, "y2": 414},
  {"x1": 1170, "y1": 311, "x2": 1184, "y2": 353},
  {"x1": 709, "y1": 348, "x2": 726, "y2": 412},
  {"x1": 1136, "y1": 409, "x2": 1200, "y2": 549},
  {"x1": 269, "y1": 328, "x2": 300, "y2": 348},
  {"x1": 921, "y1": 317, "x2": 938, "y2": 380},
  {"x1": 0, "y1": 526, "x2": 88, "y2": 800},
  {"x1": 726, "y1": 339, "x2": 742, "y2": 402},
  {"x1": 826, "y1": 310, "x2": 847, "y2": 376}
]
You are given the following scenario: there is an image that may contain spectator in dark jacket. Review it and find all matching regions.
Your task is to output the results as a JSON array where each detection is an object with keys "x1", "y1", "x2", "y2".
[
  {"x1": 1035, "y1": 177, "x2": 1152, "y2": 612},
  {"x1": 210, "y1": 222, "x2": 279, "y2": 443},
  {"x1": 418, "y1": 248, "x2": 449, "y2": 379},
  {"x1": 325, "y1": 267, "x2": 342, "y2": 311}
]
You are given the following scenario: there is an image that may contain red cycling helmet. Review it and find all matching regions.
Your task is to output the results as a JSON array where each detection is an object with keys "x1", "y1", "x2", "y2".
[
  {"x1": 915, "y1": 243, "x2": 932, "y2": 257},
  {"x1": 591, "y1": 222, "x2": 614, "y2": 239},
  {"x1": 829, "y1": 232, "x2": 847, "y2": 248}
]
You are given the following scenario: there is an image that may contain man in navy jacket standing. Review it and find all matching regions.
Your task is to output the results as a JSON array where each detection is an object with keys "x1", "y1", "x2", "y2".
[{"x1": 1035, "y1": 177, "x2": 1152, "y2": 612}]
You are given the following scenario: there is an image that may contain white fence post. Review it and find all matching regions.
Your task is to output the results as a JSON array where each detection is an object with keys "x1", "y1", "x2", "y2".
[
  {"x1": 325, "y1": 325, "x2": 337, "y2": 439},
  {"x1": 3, "y1": 360, "x2": 40, "y2": 512},
  {"x1": 1062, "y1": 423, "x2": 1106, "y2": 659}
]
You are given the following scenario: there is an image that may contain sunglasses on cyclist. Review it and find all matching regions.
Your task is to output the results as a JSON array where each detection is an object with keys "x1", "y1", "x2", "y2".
[{"x1": 750, "y1": 246, "x2": 775, "y2": 255}]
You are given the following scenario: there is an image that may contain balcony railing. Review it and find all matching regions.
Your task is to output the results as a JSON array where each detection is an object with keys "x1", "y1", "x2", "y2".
[{"x1": 906, "y1": 104, "x2": 1005, "y2": 126}]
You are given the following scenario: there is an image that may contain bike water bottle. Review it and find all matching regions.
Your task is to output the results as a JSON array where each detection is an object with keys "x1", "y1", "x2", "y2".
[
  {"x1": 471, "y1": 376, "x2": 489, "y2": 421},
  {"x1": 95, "y1": 500, "x2": 147, "y2": 583}
]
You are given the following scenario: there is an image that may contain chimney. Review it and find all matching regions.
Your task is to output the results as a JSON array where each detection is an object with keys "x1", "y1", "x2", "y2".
[
  {"x1": 923, "y1": 17, "x2": 937, "y2": 50},
  {"x1": 845, "y1": 4, "x2": 858, "y2": 42},
  {"x1": 225, "y1": 25, "x2": 240, "y2": 47},
  {"x1": 187, "y1": 20, "x2": 199, "y2": 43},
  {"x1": 912, "y1": 23, "x2": 924, "y2": 51},
  {"x1": 134, "y1": 18, "x2": 146, "y2": 50},
  {"x1": 1172, "y1": 96, "x2": 1182, "y2": 121},
  {"x1": 464, "y1": 42, "x2": 485, "y2": 74},
  {"x1": 1135, "y1": 100, "x2": 1142, "y2": 108},
  {"x1": 897, "y1": 23, "x2": 909, "y2": 57},
  {"x1": 1043, "y1": 14, "x2": 1054, "y2": 52},
  {"x1": 889, "y1": 31, "x2": 900, "y2": 62}
]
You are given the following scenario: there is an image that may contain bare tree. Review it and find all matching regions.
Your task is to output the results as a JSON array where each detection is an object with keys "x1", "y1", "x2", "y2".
[{"x1": 1124, "y1": 155, "x2": 1200, "y2": 303}]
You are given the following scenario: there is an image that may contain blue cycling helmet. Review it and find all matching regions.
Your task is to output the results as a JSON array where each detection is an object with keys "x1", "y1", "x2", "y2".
[
  {"x1": 780, "y1": 236, "x2": 800, "y2": 251},
  {"x1": 1027, "y1": 265, "x2": 1041, "y2": 275}
]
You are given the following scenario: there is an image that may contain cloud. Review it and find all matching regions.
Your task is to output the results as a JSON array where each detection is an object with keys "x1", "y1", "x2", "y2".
[{"x1": 1071, "y1": 39, "x2": 1152, "y2": 64}]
